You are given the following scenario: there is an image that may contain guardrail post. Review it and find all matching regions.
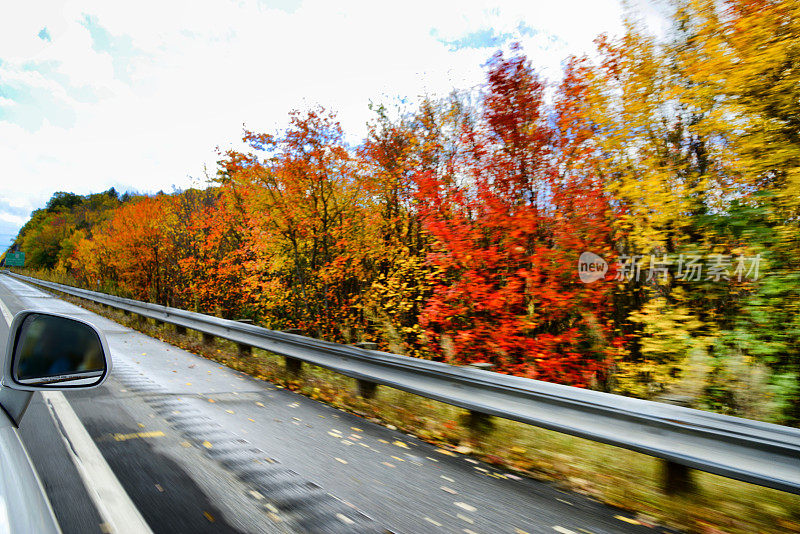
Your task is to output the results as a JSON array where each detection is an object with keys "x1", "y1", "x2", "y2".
[
  {"x1": 463, "y1": 410, "x2": 495, "y2": 442},
  {"x1": 357, "y1": 379, "x2": 377, "y2": 399},
  {"x1": 284, "y1": 356, "x2": 302, "y2": 377},
  {"x1": 463, "y1": 363, "x2": 496, "y2": 443},
  {"x1": 278, "y1": 329, "x2": 304, "y2": 378},
  {"x1": 237, "y1": 343, "x2": 252, "y2": 358},
  {"x1": 175, "y1": 325, "x2": 187, "y2": 335},
  {"x1": 663, "y1": 460, "x2": 696, "y2": 495},
  {"x1": 352, "y1": 343, "x2": 379, "y2": 399},
  {"x1": 202, "y1": 332, "x2": 215, "y2": 345},
  {"x1": 234, "y1": 320, "x2": 254, "y2": 359}
]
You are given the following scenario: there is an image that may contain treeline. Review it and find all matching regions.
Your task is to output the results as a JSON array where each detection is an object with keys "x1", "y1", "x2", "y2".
[{"x1": 10, "y1": 0, "x2": 800, "y2": 425}]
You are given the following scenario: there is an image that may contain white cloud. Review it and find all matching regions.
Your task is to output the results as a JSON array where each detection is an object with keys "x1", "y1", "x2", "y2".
[
  {"x1": 0, "y1": 212, "x2": 28, "y2": 226},
  {"x1": 0, "y1": 0, "x2": 653, "y2": 243}
]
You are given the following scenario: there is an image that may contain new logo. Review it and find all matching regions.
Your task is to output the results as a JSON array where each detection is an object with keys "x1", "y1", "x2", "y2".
[{"x1": 578, "y1": 251, "x2": 607, "y2": 283}]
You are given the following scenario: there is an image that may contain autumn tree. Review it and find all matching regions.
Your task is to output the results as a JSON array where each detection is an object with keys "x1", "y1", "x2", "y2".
[
  {"x1": 217, "y1": 107, "x2": 370, "y2": 338},
  {"x1": 418, "y1": 47, "x2": 617, "y2": 386},
  {"x1": 72, "y1": 196, "x2": 174, "y2": 302},
  {"x1": 357, "y1": 95, "x2": 473, "y2": 356},
  {"x1": 679, "y1": 0, "x2": 800, "y2": 423}
]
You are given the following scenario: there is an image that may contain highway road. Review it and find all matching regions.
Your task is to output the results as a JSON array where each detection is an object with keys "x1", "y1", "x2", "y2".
[{"x1": 0, "y1": 275, "x2": 671, "y2": 534}]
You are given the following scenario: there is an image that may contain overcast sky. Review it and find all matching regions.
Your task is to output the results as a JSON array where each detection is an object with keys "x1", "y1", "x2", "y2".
[{"x1": 0, "y1": 0, "x2": 666, "y2": 249}]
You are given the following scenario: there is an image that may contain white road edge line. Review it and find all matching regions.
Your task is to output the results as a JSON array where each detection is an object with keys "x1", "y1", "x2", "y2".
[
  {"x1": 42, "y1": 391, "x2": 154, "y2": 534},
  {"x1": 0, "y1": 288, "x2": 152, "y2": 534},
  {"x1": 0, "y1": 294, "x2": 14, "y2": 325}
]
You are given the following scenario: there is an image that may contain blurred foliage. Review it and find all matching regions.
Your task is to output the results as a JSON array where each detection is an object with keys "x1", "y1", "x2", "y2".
[{"x1": 8, "y1": 0, "x2": 800, "y2": 424}]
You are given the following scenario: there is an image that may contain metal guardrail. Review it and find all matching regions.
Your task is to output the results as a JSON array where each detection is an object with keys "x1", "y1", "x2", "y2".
[{"x1": 4, "y1": 271, "x2": 800, "y2": 495}]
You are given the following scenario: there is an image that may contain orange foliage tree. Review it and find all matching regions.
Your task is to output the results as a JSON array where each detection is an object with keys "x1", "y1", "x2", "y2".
[{"x1": 216, "y1": 107, "x2": 374, "y2": 338}]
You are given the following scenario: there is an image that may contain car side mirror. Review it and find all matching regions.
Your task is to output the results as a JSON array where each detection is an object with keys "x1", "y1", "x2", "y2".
[{"x1": 2, "y1": 311, "x2": 111, "y2": 390}]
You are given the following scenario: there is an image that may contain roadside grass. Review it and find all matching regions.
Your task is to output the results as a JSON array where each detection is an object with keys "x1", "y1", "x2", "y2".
[{"x1": 21, "y1": 280, "x2": 800, "y2": 534}]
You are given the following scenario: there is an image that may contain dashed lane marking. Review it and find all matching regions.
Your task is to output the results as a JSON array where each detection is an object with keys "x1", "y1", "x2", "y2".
[
  {"x1": 615, "y1": 515, "x2": 642, "y2": 525},
  {"x1": 111, "y1": 431, "x2": 165, "y2": 442}
]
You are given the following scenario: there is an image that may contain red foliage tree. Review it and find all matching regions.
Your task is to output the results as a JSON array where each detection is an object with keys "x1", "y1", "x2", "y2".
[{"x1": 417, "y1": 48, "x2": 618, "y2": 387}]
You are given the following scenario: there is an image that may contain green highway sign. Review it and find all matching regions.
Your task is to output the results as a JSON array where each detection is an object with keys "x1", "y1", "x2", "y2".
[{"x1": 4, "y1": 251, "x2": 24, "y2": 267}]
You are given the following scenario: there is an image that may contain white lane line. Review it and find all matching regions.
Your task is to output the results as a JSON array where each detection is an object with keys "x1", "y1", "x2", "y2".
[
  {"x1": 0, "y1": 294, "x2": 14, "y2": 325},
  {"x1": 42, "y1": 391, "x2": 153, "y2": 534}
]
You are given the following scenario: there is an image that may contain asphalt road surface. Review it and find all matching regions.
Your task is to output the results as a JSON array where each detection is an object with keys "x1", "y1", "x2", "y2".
[{"x1": 0, "y1": 275, "x2": 673, "y2": 534}]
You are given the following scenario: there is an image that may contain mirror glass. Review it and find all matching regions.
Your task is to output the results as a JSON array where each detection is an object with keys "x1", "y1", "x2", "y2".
[{"x1": 13, "y1": 313, "x2": 106, "y2": 387}]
